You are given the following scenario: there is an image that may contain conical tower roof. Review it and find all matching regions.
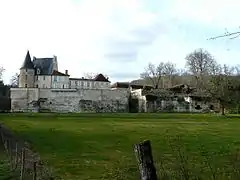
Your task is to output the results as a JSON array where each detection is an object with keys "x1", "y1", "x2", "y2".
[{"x1": 20, "y1": 50, "x2": 34, "y2": 69}]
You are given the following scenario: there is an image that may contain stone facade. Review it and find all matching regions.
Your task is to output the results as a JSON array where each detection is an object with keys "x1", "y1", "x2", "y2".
[
  {"x1": 10, "y1": 88, "x2": 129, "y2": 113},
  {"x1": 19, "y1": 69, "x2": 35, "y2": 88},
  {"x1": 12, "y1": 51, "x2": 121, "y2": 113},
  {"x1": 131, "y1": 89, "x2": 219, "y2": 113}
]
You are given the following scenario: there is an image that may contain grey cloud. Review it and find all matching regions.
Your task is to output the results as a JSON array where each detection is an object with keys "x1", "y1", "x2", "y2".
[
  {"x1": 108, "y1": 72, "x2": 140, "y2": 80},
  {"x1": 129, "y1": 22, "x2": 167, "y2": 45},
  {"x1": 104, "y1": 52, "x2": 137, "y2": 62},
  {"x1": 104, "y1": 21, "x2": 167, "y2": 63}
]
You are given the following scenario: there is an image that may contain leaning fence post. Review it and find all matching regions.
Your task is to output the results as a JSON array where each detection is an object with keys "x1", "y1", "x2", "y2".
[
  {"x1": 33, "y1": 161, "x2": 37, "y2": 180},
  {"x1": 0, "y1": 125, "x2": 5, "y2": 148},
  {"x1": 20, "y1": 147, "x2": 26, "y2": 180},
  {"x1": 8, "y1": 139, "x2": 13, "y2": 170},
  {"x1": 134, "y1": 140, "x2": 158, "y2": 180},
  {"x1": 15, "y1": 142, "x2": 18, "y2": 169}
]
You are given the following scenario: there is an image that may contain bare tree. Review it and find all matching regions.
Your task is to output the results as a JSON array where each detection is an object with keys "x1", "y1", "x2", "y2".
[
  {"x1": 177, "y1": 68, "x2": 190, "y2": 76},
  {"x1": 140, "y1": 62, "x2": 165, "y2": 89},
  {"x1": 185, "y1": 48, "x2": 217, "y2": 89},
  {"x1": 207, "y1": 64, "x2": 239, "y2": 115},
  {"x1": 0, "y1": 67, "x2": 5, "y2": 80},
  {"x1": 162, "y1": 61, "x2": 177, "y2": 88},
  {"x1": 234, "y1": 65, "x2": 240, "y2": 75},
  {"x1": 83, "y1": 72, "x2": 109, "y2": 80},
  {"x1": 10, "y1": 73, "x2": 19, "y2": 87}
]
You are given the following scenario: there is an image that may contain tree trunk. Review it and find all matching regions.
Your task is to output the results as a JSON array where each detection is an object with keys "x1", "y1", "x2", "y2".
[
  {"x1": 220, "y1": 104, "x2": 225, "y2": 115},
  {"x1": 134, "y1": 140, "x2": 158, "y2": 180}
]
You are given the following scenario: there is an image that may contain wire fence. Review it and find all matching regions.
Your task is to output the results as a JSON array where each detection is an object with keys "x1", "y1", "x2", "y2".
[{"x1": 0, "y1": 124, "x2": 55, "y2": 180}]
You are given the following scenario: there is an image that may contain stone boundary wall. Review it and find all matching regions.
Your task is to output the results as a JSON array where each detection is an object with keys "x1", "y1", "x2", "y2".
[{"x1": 10, "y1": 88, "x2": 130, "y2": 113}]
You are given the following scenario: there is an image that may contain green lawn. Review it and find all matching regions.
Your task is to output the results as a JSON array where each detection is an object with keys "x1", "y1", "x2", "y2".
[{"x1": 0, "y1": 113, "x2": 240, "y2": 180}]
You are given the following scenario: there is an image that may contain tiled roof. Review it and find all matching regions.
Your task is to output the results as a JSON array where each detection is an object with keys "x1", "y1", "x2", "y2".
[
  {"x1": 52, "y1": 70, "x2": 69, "y2": 76},
  {"x1": 93, "y1": 74, "x2": 110, "y2": 82},
  {"x1": 70, "y1": 74, "x2": 110, "y2": 82}
]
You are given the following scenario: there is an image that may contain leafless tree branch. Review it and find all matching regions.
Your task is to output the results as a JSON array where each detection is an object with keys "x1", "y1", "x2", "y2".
[{"x1": 207, "y1": 30, "x2": 240, "y2": 40}]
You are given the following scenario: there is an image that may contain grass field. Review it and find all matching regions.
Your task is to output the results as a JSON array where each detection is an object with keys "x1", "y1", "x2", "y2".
[
  {"x1": 0, "y1": 113, "x2": 240, "y2": 179},
  {"x1": 0, "y1": 132, "x2": 14, "y2": 179}
]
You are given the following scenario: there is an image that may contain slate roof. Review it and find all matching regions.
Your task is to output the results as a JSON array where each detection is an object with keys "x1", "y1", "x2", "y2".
[
  {"x1": 20, "y1": 51, "x2": 34, "y2": 70},
  {"x1": 32, "y1": 57, "x2": 54, "y2": 75}
]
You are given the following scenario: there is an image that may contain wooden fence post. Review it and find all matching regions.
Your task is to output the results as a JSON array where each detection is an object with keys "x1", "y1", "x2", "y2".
[
  {"x1": 134, "y1": 140, "x2": 158, "y2": 180},
  {"x1": 33, "y1": 161, "x2": 37, "y2": 180},
  {"x1": 0, "y1": 125, "x2": 4, "y2": 148},
  {"x1": 8, "y1": 139, "x2": 13, "y2": 170},
  {"x1": 15, "y1": 142, "x2": 18, "y2": 169},
  {"x1": 20, "y1": 148, "x2": 26, "y2": 180}
]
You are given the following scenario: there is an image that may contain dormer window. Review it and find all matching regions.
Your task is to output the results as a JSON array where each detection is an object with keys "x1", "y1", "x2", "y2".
[{"x1": 37, "y1": 68, "x2": 41, "y2": 75}]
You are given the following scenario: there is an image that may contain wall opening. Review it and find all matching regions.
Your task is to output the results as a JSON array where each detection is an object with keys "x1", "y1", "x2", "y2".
[{"x1": 209, "y1": 105, "x2": 214, "y2": 110}]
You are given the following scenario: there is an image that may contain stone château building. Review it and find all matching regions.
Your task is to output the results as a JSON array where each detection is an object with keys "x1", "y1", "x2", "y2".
[
  {"x1": 19, "y1": 51, "x2": 111, "y2": 89},
  {"x1": 11, "y1": 51, "x2": 129, "y2": 112}
]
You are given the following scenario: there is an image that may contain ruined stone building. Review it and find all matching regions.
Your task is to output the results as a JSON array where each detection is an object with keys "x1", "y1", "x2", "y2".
[
  {"x1": 11, "y1": 51, "x2": 129, "y2": 112},
  {"x1": 113, "y1": 82, "x2": 219, "y2": 113}
]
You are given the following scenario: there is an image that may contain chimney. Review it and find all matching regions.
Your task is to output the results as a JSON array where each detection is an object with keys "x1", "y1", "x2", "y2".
[{"x1": 65, "y1": 70, "x2": 68, "y2": 75}]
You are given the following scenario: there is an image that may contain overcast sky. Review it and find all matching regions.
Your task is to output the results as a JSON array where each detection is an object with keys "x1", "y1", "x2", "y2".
[{"x1": 1, "y1": 0, "x2": 240, "y2": 84}]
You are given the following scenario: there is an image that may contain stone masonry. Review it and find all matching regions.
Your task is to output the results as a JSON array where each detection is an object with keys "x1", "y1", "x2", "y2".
[{"x1": 10, "y1": 88, "x2": 130, "y2": 113}]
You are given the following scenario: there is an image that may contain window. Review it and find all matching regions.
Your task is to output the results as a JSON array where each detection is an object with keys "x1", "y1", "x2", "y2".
[
  {"x1": 43, "y1": 76, "x2": 46, "y2": 80},
  {"x1": 81, "y1": 81, "x2": 84, "y2": 87},
  {"x1": 36, "y1": 76, "x2": 38, "y2": 81},
  {"x1": 37, "y1": 68, "x2": 40, "y2": 75},
  {"x1": 25, "y1": 84, "x2": 27, "y2": 88},
  {"x1": 43, "y1": 84, "x2": 45, "y2": 88},
  {"x1": 36, "y1": 84, "x2": 38, "y2": 88},
  {"x1": 54, "y1": 76, "x2": 57, "y2": 82},
  {"x1": 63, "y1": 85, "x2": 64, "y2": 89},
  {"x1": 87, "y1": 81, "x2": 90, "y2": 88},
  {"x1": 25, "y1": 75, "x2": 27, "y2": 81}
]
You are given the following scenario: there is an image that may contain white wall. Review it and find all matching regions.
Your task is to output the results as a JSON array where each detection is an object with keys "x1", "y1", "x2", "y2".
[
  {"x1": 35, "y1": 75, "x2": 51, "y2": 88},
  {"x1": 69, "y1": 79, "x2": 110, "y2": 89},
  {"x1": 51, "y1": 76, "x2": 69, "y2": 89}
]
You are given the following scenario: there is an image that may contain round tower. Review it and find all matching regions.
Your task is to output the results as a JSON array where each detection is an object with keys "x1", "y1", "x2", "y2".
[{"x1": 19, "y1": 51, "x2": 35, "y2": 88}]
